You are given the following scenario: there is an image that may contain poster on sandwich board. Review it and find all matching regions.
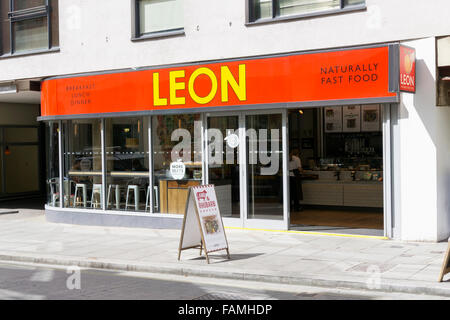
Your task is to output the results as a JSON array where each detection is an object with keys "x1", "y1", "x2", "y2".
[{"x1": 178, "y1": 184, "x2": 230, "y2": 264}]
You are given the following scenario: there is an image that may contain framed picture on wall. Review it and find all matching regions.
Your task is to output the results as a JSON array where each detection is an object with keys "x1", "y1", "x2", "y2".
[
  {"x1": 324, "y1": 106, "x2": 342, "y2": 133},
  {"x1": 361, "y1": 104, "x2": 381, "y2": 132},
  {"x1": 342, "y1": 105, "x2": 361, "y2": 132}
]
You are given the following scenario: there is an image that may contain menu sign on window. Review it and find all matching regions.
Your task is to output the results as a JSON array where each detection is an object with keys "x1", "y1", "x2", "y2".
[
  {"x1": 324, "y1": 107, "x2": 343, "y2": 133},
  {"x1": 342, "y1": 105, "x2": 361, "y2": 132},
  {"x1": 361, "y1": 105, "x2": 381, "y2": 132},
  {"x1": 170, "y1": 161, "x2": 186, "y2": 180},
  {"x1": 178, "y1": 185, "x2": 230, "y2": 264}
]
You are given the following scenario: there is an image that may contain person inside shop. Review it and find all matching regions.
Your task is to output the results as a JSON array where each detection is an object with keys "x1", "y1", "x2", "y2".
[{"x1": 289, "y1": 148, "x2": 303, "y2": 212}]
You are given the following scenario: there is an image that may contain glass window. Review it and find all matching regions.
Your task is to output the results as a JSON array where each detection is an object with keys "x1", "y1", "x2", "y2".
[
  {"x1": 13, "y1": 17, "x2": 48, "y2": 53},
  {"x1": 13, "y1": 0, "x2": 46, "y2": 10},
  {"x1": 138, "y1": 0, "x2": 183, "y2": 35},
  {"x1": 6, "y1": 0, "x2": 56, "y2": 54},
  {"x1": 250, "y1": 0, "x2": 273, "y2": 20},
  {"x1": 46, "y1": 122, "x2": 60, "y2": 207},
  {"x1": 63, "y1": 119, "x2": 102, "y2": 209},
  {"x1": 1, "y1": 0, "x2": 58, "y2": 55},
  {"x1": 249, "y1": 0, "x2": 365, "y2": 22},
  {"x1": 279, "y1": 0, "x2": 340, "y2": 16},
  {"x1": 105, "y1": 117, "x2": 150, "y2": 212},
  {"x1": 344, "y1": 0, "x2": 364, "y2": 5},
  {"x1": 152, "y1": 114, "x2": 202, "y2": 214}
]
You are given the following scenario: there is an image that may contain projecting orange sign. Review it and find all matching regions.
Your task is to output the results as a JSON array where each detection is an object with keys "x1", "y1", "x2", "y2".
[
  {"x1": 41, "y1": 46, "x2": 396, "y2": 117},
  {"x1": 399, "y1": 45, "x2": 416, "y2": 93}
]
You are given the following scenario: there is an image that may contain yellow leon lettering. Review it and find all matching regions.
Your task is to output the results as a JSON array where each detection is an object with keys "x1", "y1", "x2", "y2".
[
  {"x1": 169, "y1": 70, "x2": 186, "y2": 105},
  {"x1": 188, "y1": 67, "x2": 218, "y2": 105},
  {"x1": 153, "y1": 64, "x2": 247, "y2": 107},
  {"x1": 153, "y1": 72, "x2": 167, "y2": 106},
  {"x1": 221, "y1": 64, "x2": 247, "y2": 102}
]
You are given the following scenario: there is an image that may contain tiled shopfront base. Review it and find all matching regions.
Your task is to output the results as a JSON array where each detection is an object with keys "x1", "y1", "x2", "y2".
[{"x1": 45, "y1": 207, "x2": 183, "y2": 229}]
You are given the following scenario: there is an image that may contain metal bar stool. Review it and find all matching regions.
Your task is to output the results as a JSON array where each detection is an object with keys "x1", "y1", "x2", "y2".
[
  {"x1": 73, "y1": 183, "x2": 87, "y2": 208},
  {"x1": 107, "y1": 184, "x2": 121, "y2": 210},
  {"x1": 145, "y1": 186, "x2": 159, "y2": 212},
  {"x1": 48, "y1": 179, "x2": 59, "y2": 207},
  {"x1": 125, "y1": 185, "x2": 140, "y2": 211},
  {"x1": 91, "y1": 184, "x2": 102, "y2": 208}
]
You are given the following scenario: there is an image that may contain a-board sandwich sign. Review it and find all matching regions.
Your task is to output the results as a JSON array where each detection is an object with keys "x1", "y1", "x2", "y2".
[
  {"x1": 438, "y1": 239, "x2": 450, "y2": 282},
  {"x1": 178, "y1": 184, "x2": 230, "y2": 264}
]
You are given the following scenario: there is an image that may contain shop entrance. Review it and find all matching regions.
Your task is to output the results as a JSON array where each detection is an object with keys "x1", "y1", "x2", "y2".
[
  {"x1": 288, "y1": 106, "x2": 385, "y2": 236},
  {"x1": 205, "y1": 111, "x2": 288, "y2": 230},
  {"x1": 0, "y1": 125, "x2": 42, "y2": 200}
]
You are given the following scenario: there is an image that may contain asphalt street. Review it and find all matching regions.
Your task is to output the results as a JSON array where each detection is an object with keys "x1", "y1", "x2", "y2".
[{"x1": 0, "y1": 261, "x2": 446, "y2": 300}]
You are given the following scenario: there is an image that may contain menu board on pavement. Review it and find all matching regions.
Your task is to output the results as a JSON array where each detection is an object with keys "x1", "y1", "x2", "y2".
[
  {"x1": 438, "y1": 241, "x2": 450, "y2": 282},
  {"x1": 178, "y1": 184, "x2": 230, "y2": 264}
]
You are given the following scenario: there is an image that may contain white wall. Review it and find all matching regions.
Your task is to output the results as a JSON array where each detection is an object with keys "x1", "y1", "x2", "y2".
[
  {"x1": 1, "y1": 0, "x2": 450, "y2": 81},
  {"x1": 394, "y1": 37, "x2": 450, "y2": 242}
]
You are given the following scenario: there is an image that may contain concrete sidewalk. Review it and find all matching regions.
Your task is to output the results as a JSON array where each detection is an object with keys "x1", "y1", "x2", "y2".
[{"x1": 0, "y1": 209, "x2": 449, "y2": 297}]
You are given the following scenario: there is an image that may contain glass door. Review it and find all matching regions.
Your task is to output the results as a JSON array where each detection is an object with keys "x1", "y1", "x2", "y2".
[
  {"x1": 243, "y1": 111, "x2": 288, "y2": 230},
  {"x1": 206, "y1": 113, "x2": 242, "y2": 227},
  {"x1": 206, "y1": 110, "x2": 289, "y2": 230}
]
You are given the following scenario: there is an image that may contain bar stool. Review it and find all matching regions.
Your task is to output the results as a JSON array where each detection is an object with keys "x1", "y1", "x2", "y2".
[
  {"x1": 73, "y1": 183, "x2": 87, "y2": 208},
  {"x1": 91, "y1": 184, "x2": 102, "y2": 208},
  {"x1": 107, "y1": 184, "x2": 121, "y2": 210},
  {"x1": 145, "y1": 186, "x2": 159, "y2": 212},
  {"x1": 48, "y1": 179, "x2": 59, "y2": 207},
  {"x1": 125, "y1": 185, "x2": 140, "y2": 211}
]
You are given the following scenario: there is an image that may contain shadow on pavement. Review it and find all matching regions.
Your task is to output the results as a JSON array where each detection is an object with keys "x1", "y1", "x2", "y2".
[
  {"x1": 0, "y1": 197, "x2": 45, "y2": 210},
  {"x1": 188, "y1": 253, "x2": 264, "y2": 264}
]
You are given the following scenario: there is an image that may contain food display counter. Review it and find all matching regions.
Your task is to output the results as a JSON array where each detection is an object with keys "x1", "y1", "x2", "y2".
[{"x1": 299, "y1": 170, "x2": 383, "y2": 208}]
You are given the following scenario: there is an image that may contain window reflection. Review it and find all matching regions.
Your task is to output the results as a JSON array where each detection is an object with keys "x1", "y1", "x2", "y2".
[
  {"x1": 105, "y1": 117, "x2": 149, "y2": 211},
  {"x1": 152, "y1": 114, "x2": 202, "y2": 214},
  {"x1": 46, "y1": 122, "x2": 59, "y2": 207},
  {"x1": 63, "y1": 119, "x2": 102, "y2": 209}
]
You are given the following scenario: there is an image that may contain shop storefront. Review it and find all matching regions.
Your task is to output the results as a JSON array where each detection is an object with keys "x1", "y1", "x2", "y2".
[{"x1": 40, "y1": 44, "x2": 405, "y2": 236}]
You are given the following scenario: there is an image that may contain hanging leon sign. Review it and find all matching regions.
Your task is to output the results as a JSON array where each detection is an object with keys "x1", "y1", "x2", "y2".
[
  {"x1": 178, "y1": 184, "x2": 230, "y2": 264},
  {"x1": 399, "y1": 45, "x2": 416, "y2": 93}
]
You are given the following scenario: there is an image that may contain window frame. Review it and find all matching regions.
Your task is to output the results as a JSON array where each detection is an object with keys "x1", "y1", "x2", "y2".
[
  {"x1": 132, "y1": 0, "x2": 185, "y2": 41},
  {"x1": 7, "y1": 0, "x2": 53, "y2": 55},
  {"x1": 246, "y1": 0, "x2": 366, "y2": 25}
]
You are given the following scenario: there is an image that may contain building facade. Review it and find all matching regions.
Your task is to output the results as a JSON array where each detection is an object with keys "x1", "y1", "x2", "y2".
[{"x1": 1, "y1": 0, "x2": 450, "y2": 242}]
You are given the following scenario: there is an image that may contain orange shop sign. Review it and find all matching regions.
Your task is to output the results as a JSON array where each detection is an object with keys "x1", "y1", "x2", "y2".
[{"x1": 41, "y1": 46, "x2": 397, "y2": 117}]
